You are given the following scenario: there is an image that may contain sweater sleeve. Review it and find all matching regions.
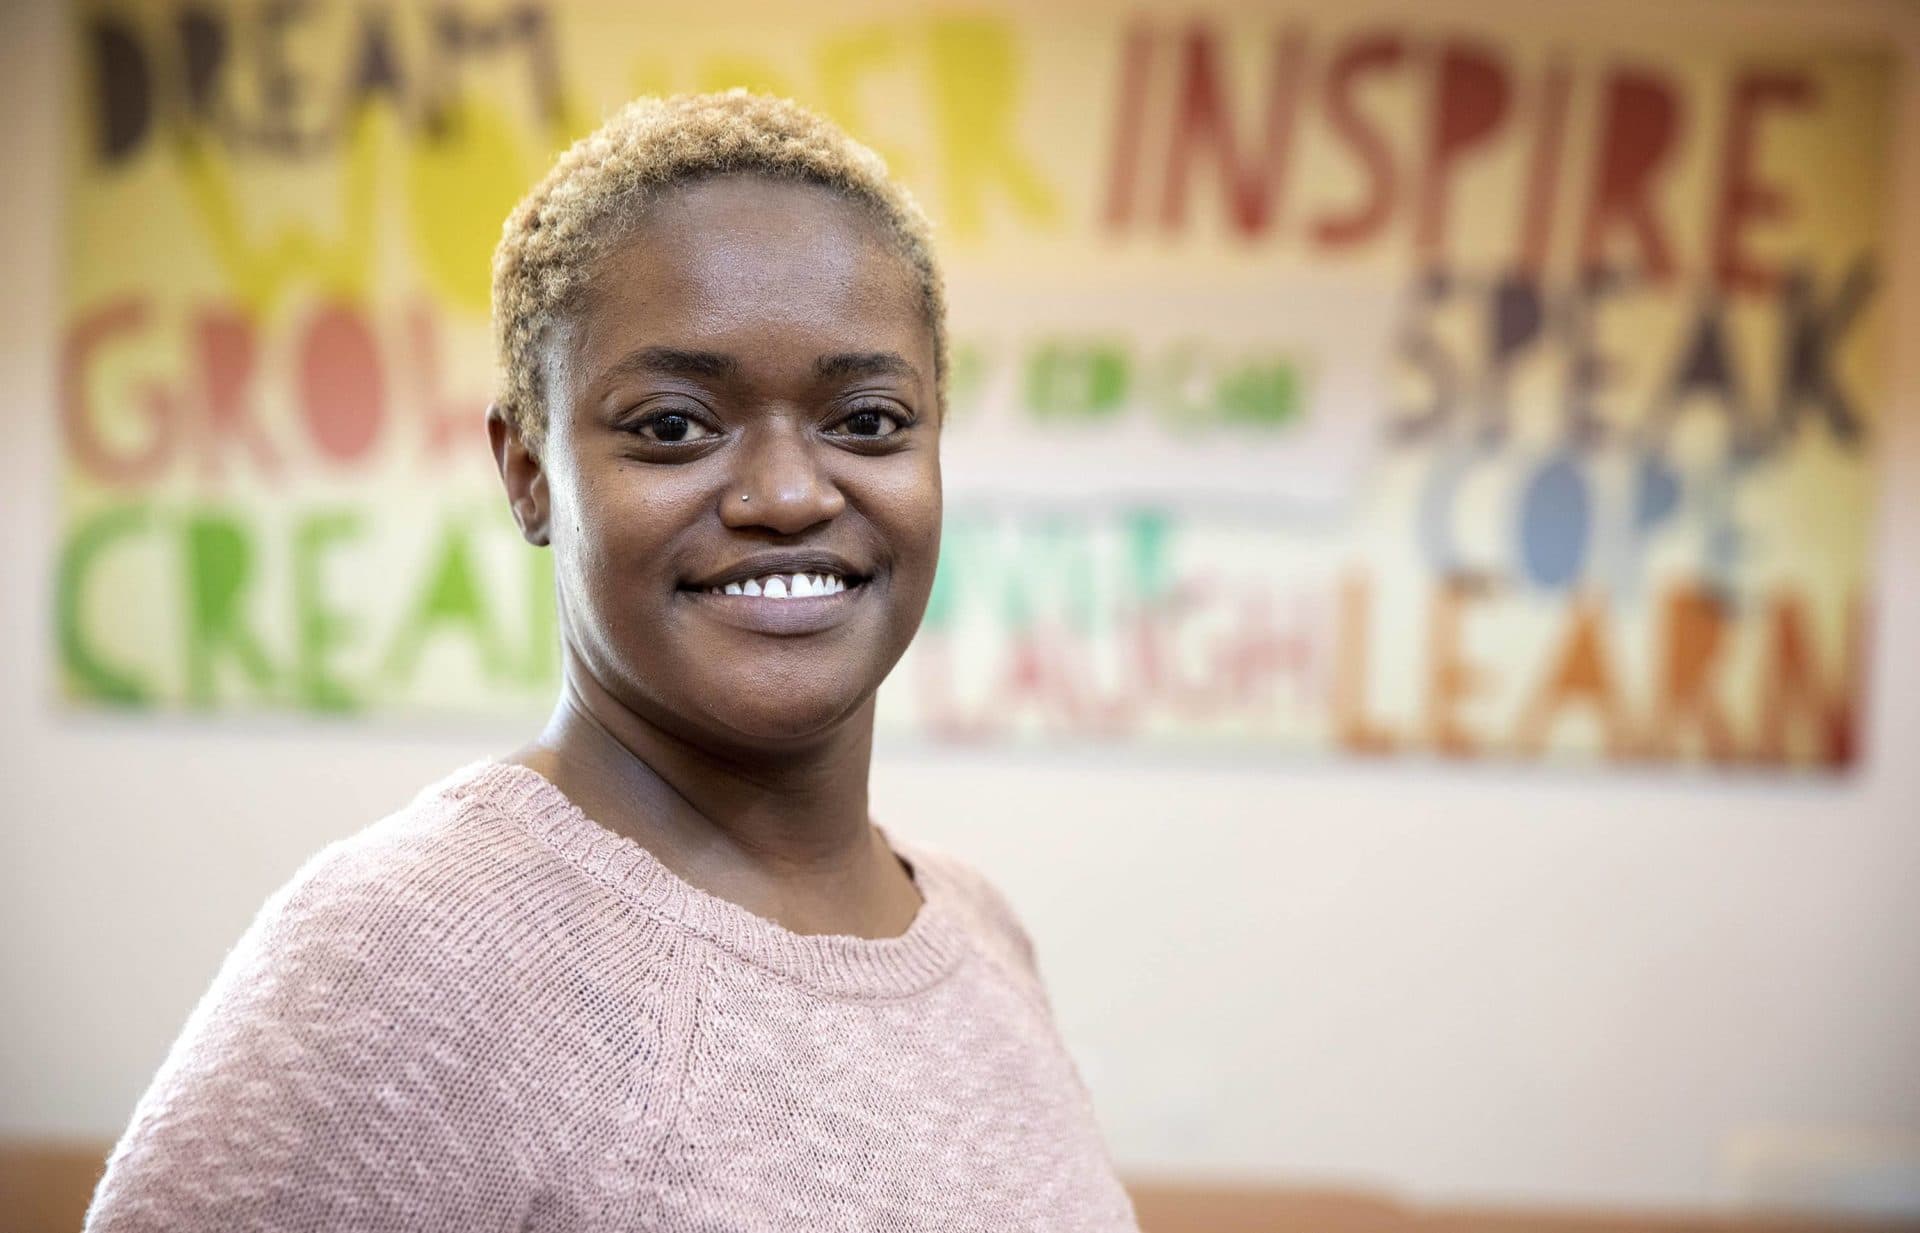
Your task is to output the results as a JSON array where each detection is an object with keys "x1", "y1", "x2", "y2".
[{"x1": 84, "y1": 839, "x2": 541, "y2": 1233}]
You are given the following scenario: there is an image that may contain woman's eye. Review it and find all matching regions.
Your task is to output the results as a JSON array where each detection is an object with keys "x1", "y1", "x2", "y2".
[
  {"x1": 835, "y1": 405, "x2": 906, "y2": 438},
  {"x1": 635, "y1": 412, "x2": 716, "y2": 443}
]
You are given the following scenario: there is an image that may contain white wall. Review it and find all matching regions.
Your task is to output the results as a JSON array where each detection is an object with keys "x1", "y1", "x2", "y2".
[{"x1": 3, "y1": 0, "x2": 1916, "y2": 1217}]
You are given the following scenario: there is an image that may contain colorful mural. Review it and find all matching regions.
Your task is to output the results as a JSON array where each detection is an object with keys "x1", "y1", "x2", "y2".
[{"x1": 58, "y1": 2, "x2": 1893, "y2": 766}]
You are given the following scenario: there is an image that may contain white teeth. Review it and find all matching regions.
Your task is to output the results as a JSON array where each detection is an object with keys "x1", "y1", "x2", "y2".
[{"x1": 710, "y1": 572, "x2": 852, "y2": 599}]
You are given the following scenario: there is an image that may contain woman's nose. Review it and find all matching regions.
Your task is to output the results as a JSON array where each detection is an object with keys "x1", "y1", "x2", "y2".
[{"x1": 720, "y1": 421, "x2": 847, "y2": 535}]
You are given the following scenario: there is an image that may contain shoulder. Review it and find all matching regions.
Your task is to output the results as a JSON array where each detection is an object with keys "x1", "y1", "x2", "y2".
[
  {"x1": 87, "y1": 763, "x2": 694, "y2": 1230},
  {"x1": 247, "y1": 761, "x2": 564, "y2": 966},
  {"x1": 258, "y1": 760, "x2": 679, "y2": 972},
  {"x1": 86, "y1": 766, "x2": 546, "y2": 1229},
  {"x1": 165, "y1": 762, "x2": 586, "y2": 1058},
  {"x1": 164, "y1": 760, "x2": 688, "y2": 1080},
  {"x1": 887, "y1": 831, "x2": 1048, "y2": 991}
]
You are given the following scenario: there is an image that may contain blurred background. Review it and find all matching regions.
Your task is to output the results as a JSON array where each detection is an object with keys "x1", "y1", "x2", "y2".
[{"x1": 3, "y1": 0, "x2": 1917, "y2": 1229}]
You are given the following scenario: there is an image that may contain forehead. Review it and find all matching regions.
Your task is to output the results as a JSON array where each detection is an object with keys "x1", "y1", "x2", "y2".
[{"x1": 558, "y1": 176, "x2": 930, "y2": 391}]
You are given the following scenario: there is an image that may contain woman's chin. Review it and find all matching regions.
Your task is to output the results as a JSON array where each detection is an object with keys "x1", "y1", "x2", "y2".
[{"x1": 694, "y1": 686, "x2": 877, "y2": 750}]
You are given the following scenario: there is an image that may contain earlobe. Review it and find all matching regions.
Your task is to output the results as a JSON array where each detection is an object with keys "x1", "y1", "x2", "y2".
[{"x1": 486, "y1": 402, "x2": 552, "y2": 547}]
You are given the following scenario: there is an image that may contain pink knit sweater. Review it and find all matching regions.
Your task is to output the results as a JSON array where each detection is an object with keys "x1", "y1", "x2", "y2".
[{"x1": 85, "y1": 762, "x2": 1140, "y2": 1231}]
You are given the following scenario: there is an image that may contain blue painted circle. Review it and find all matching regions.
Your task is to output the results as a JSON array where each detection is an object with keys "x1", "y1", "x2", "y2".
[{"x1": 1519, "y1": 455, "x2": 1591, "y2": 590}]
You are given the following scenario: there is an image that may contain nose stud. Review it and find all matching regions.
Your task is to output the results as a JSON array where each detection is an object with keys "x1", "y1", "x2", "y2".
[{"x1": 740, "y1": 494, "x2": 751, "y2": 503}]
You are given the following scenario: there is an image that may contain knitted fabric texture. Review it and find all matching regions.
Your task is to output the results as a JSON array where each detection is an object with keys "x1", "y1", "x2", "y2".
[{"x1": 84, "y1": 762, "x2": 1139, "y2": 1231}]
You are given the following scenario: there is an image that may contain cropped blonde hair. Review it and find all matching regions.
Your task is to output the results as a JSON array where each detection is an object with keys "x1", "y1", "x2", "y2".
[{"x1": 491, "y1": 90, "x2": 946, "y2": 444}]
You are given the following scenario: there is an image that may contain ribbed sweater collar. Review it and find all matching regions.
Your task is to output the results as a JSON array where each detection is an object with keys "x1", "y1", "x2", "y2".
[{"x1": 451, "y1": 761, "x2": 968, "y2": 1001}]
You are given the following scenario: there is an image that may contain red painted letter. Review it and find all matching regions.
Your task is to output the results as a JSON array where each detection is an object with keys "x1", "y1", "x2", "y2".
[
  {"x1": 61, "y1": 298, "x2": 176, "y2": 486},
  {"x1": 193, "y1": 307, "x2": 281, "y2": 483},
  {"x1": 1712, "y1": 72, "x2": 1813, "y2": 297},
  {"x1": 1159, "y1": 23, "x2": 1309, "y2": 238},
  {"x1": 298, "y1": 302, "x2": 386, "y2": 464},
  {"x1": 1416, "y1": 41, "x2": 1512, "y2": 262},
  {"x1": 1311, "y1": 33, "x2": 1407, "y2": 249},
  {"x1": 1580, "y1": 70, "x2": 1683, "y2": 284}
]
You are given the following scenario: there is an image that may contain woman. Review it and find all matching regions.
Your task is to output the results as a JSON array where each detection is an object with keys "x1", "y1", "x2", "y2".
[{"x1": 86, "y1": 92, "x2": 1140, "y2": 1231}]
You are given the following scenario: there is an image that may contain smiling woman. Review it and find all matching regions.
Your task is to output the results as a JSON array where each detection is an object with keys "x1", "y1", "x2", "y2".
[
  {"x1": 82, "y1": 91, "x2": 1141, "y2": 1232},
  {"x1": 497, "y1": 167, "x2": 945, "y2": 754}
]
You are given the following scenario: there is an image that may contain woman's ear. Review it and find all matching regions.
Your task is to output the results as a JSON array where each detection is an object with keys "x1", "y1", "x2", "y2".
[{"x1": 486, "y1": 402, "x2": 551, "y2": 547}]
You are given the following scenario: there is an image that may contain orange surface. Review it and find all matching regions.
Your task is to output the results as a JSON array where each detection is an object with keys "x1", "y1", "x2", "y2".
[{"x1": 7, "y1": 1142, "x2": 1917, "y2": 1233}]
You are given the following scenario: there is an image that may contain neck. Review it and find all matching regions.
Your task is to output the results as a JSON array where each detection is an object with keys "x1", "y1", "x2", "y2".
[{"x1": 511, "y1": 654, "x2": 902, "y2": 929}]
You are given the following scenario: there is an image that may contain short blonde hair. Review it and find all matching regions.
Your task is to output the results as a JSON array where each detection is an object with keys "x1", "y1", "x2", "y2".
[{"x1": 491, "y1": 90, "x2": 946, "y2": 444}]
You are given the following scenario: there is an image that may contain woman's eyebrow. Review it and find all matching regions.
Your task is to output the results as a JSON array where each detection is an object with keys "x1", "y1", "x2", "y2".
[
  {"x1": 595, "y1": 349, "x2": 917, "y2": 387},
  {"x1": 601, "y1": 346, "x2": 739, "y2": 385},
  {"x1": 814, "y1": 352, "x2": 921, "y2": 384}
]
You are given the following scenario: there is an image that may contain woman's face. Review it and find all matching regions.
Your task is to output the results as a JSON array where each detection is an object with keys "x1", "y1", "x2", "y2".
[{"x1": 500, "y1": 174, "x2": 943, "y2": 752}]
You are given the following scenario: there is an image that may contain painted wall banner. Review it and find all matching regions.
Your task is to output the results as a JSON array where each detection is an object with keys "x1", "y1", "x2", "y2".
[{"x1": 58, "y1": 1, "x2": 1894, "y2": 767}]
